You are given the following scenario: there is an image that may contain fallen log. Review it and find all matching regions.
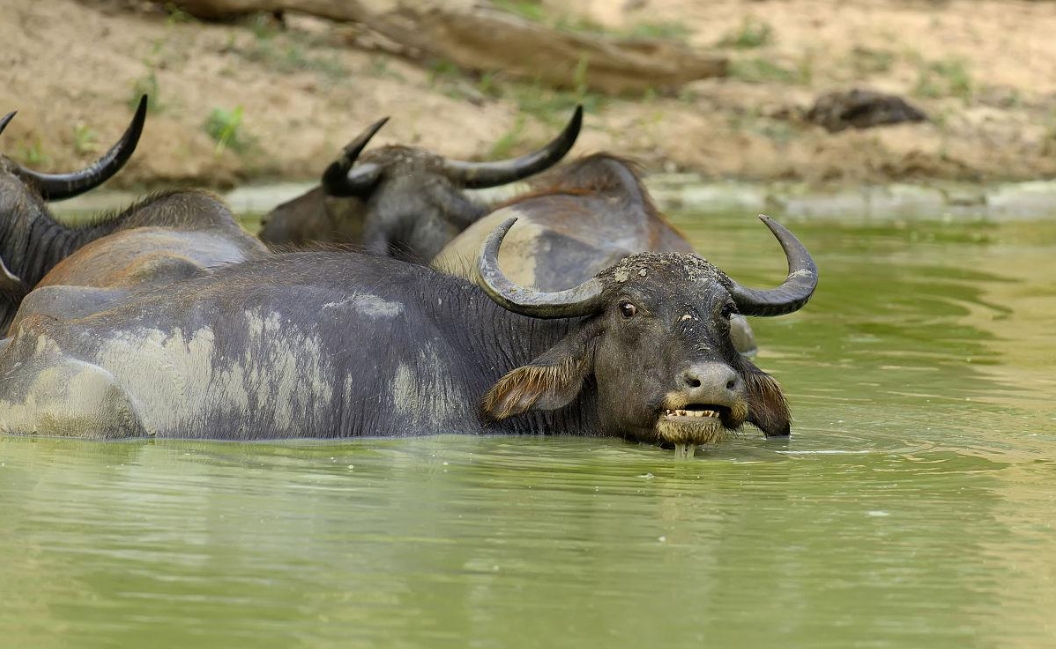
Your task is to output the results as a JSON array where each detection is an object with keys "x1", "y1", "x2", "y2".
[
  {"x1": 164, "y1": 0, "x2": 369, "y2": 21},
  {"x1": 161, "y1": 0, "x2": 728, "y2": 94}
]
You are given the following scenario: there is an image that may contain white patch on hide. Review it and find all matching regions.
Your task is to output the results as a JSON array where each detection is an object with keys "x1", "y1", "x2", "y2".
[
  {"x1": 0, "y1": 343, "x2": 144, "y2": 439},
  {"x1": 94, "y1": 308, "x2": 334, "y2": 436},
  {"x1": 390, "y1": 342, "x2": 469, "y2": 433},
  {"x1": 322, "y1": 293, "x2": 403, "y2": 318}
]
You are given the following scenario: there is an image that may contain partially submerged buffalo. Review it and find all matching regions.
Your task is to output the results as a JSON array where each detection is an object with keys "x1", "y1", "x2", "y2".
[
  {"x1": 0, "y1": 99, "x2": 149, "y2": 326},
  {"x1": 8, "y1": 190, "x2": 268, "y2": 333},
  {"x1": 258, "y1": 107, "x2": 582, "y2": 261},
  {"x1": 433, "y1": 153, "x2": 758, "y2": 356},
  {"x1": 0, "y1": 215, "x2": 816, "y2": 449},
  {"x1": 0, "y1": 97, "x2": 267, "y2": 333}
]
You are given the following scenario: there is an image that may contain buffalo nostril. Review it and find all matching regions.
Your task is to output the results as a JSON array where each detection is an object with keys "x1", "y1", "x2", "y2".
[{"x1": 680, "y1": 363, "x2": 740, "y2": 396}]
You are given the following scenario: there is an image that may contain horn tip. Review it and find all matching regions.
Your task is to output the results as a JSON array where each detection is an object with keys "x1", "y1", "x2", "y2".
[
  {"x1": 370, "y1": 116, "x2": 390, "y2": 133},
  {"x1": 0, "y1": 111, "x2": 17, "y2": 135},
  {"x1": 492, "y1": 217, "x2": 519, "y2": 242},
  {"x1": 480, "y1": 218, "x2": 519, "y2": 268},
  {"x1": 756, "y1": 214, "x2": 787, "y2": 237},
  {"x1": 569, "y1": 105, "x2": 583, "y2": 132},
  {"x1": 128, "y1": 95, "x2": 149, "y2": 139}
]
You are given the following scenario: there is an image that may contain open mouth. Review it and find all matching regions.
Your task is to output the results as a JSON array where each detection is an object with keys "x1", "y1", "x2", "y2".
[
  {"x1": 662, "y1": 405, "x2": 727, "y2": 421},
  {"x1": 656, "y1": 405, "x2": 731, "y2": 446}
]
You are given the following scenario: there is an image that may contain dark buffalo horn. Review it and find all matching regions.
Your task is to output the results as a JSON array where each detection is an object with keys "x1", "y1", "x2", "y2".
[
  {"x1": 0, "y1": 255, "x2": 26, "y2": 297},
  {"x1": 13, "y1": 95, "x2": 148, "y2": 202},
  {"x1": 0, "y1": 111, "x2": 15, "y2": 137},
  {"x1": 478, "y1": 217, "x2": 607, "y2": 318},
  {"x1": 321, "y1": 117, "x2": 389, "y2": 197},
  {"x1": 729, "y1": 215, "x2": 819, "y2": 317},
  {"x1": 440, "y1": 105, "x2": 583, "y2": 189}
]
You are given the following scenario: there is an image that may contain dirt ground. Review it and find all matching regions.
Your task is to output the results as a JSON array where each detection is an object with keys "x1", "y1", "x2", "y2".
[{"x1": 3, "y1": 0, "x2": 1056, "y2": 190}]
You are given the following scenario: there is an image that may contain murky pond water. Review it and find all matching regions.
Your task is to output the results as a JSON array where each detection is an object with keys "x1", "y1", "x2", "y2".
[{"x1": 2, "y1": 211, "x2": 1055, "y2": 648}]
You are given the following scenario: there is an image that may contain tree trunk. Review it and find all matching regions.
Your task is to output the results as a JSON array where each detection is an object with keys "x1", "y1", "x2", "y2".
[{"x1": 164, "y1": 0, "x2": 727, "y2": 94}]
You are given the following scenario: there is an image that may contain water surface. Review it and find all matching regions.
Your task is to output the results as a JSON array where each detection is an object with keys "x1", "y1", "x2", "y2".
[{"x1": 2, "y1": 212, "x2": 1054, "y2": 648}]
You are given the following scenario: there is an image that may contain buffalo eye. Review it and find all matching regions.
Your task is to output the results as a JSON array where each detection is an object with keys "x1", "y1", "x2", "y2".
[
  {"x1": 618, "y1": 301, "x2": 637, "y2": 319},
  {"x1": 720, "y1": 303, "x2": 737, "y2": 320}
]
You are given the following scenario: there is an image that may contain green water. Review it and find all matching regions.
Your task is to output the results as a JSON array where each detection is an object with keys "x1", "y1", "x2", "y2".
[{"x1": 2, "y1": 212, "x2": 1055, "y2": 648}]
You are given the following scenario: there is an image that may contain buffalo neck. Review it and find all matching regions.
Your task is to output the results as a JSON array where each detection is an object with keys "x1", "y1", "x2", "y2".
[
  {"x1": 9, "y1": 207, "x2": 122, "y2": 289},
  {"x1": 428, "y1": 280, "x2": 604, "y2": 437},
  {"x1": 0, "y1": 202, "x2": 121, "y2": 332}
]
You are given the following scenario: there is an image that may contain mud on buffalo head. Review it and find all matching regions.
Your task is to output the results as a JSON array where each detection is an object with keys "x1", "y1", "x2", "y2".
[
  {"x1": 0, "y1": 97, "x2": 147, "y2": 314},
  {"x1": 258, "y1": 106, "x2": 583, "y2": 261},
  {"x1": 478, "y1": 215, "x2": 818, "y2": 446}
]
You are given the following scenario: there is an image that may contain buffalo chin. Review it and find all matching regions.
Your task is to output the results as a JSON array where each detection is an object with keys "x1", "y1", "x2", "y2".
[
  {"x1": 655, "y1": 413, "x2": 730, "y2": 446},
  {"x1": 652, "y1": 402, "x2": 745, "y2": 446}
]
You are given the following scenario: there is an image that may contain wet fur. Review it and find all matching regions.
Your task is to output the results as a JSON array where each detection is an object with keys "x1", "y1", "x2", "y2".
[
  {"x1": 482, "y1": 357, "x2": 587, "y2": 421},
  {"x1": 742, "y1": 365, "x2": 792, "y2": 436},
  {"x1": 481, "y1": 326, "x2": 598, "y2": 421}
]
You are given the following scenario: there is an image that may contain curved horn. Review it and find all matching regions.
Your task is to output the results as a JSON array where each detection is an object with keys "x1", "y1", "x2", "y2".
[
  {"x1": 729, "y1": 215, "x2": 818, "y2": 317},
  {"x1": 13, "y1": 95, "x2": 148, "y2": 202},
  {"x1": 0, "y1": 256, "x2": 26, "y2": 298},
  {"x1": 441, "y1": 105, "x2": 583, "y2": 189},
  {"x1": 478, "y1": 217, "x2": 607, "y2": 319},
  {"x1": 0, "y1": 111, "x2": 15, "y2": 137},
  {"x1": 321, "y1": 117, "x2": 388, "y2": 197}
]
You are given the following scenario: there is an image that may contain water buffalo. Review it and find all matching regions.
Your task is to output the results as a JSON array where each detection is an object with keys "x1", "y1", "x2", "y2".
[
  {"x1": 8, "y1": 189, "x2": 269, "y2": 333},
  {"x1": 432, "y1": 153, "x2": 758, "y2": 356},
  {"x1": 258, "y1": 107, "x2": 582, "y2": 261},
  {"x1": 0, "y1": 98, "x2": 147, "y2": 327},
  {"x1": 0, "y1": 97, "x2": 267, "y2": 332},
  {"x1": 0, "y1": 215, "x2": 816, "y2": 450}
]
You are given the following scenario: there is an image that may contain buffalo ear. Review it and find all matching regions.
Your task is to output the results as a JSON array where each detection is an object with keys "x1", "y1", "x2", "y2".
[
  {"x1": 742, "y1": 363, "x2": 791, "y2": 436},
  {"x1": 481, "y1": 324, "x2": 599, "y2": 421}
]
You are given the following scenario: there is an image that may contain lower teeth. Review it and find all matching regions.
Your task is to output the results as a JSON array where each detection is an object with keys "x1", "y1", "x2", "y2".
[{"x1": 665, "y1": 409, "x2": 718, "y2": 418}]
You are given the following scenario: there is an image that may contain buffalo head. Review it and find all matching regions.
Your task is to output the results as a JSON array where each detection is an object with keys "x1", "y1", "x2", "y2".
[
  {"x1": 0, "y1": 97, "x2": 147, "y2": 319},
  {"x1": 478, "y1": 215, "x2": 818, "y2": 447},
  {"x1": 259, "y1": 107, "x2": 583, "y2": 261}
]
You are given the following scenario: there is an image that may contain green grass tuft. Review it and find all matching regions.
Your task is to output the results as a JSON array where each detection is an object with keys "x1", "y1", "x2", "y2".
[
  {"x1": 727, "y1": 58, "x2": 797, "y2": 84},
  {"x1": 204, "y1": 106, "x2": 253, "y2": 155},
  {"x1": 72, "y1": 124, "x2": 99, "y2": 155},
  {"x1": 718, "y1": 17, "x2": 773, "y2": 49},
  {"x1": 914, "y1": 59, "x2": 973, "y2": 100},
  {"x1": 489, "y1": 116, "x2": 528, "y2": 159},
  {"x1": 19, "y1": 137, "x2": 49, "y2": 167}
]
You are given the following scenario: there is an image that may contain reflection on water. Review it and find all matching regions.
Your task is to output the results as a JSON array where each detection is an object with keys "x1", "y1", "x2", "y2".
[{"x1": 2, "y1": 213, "x2": 1055, "y2": 648}]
